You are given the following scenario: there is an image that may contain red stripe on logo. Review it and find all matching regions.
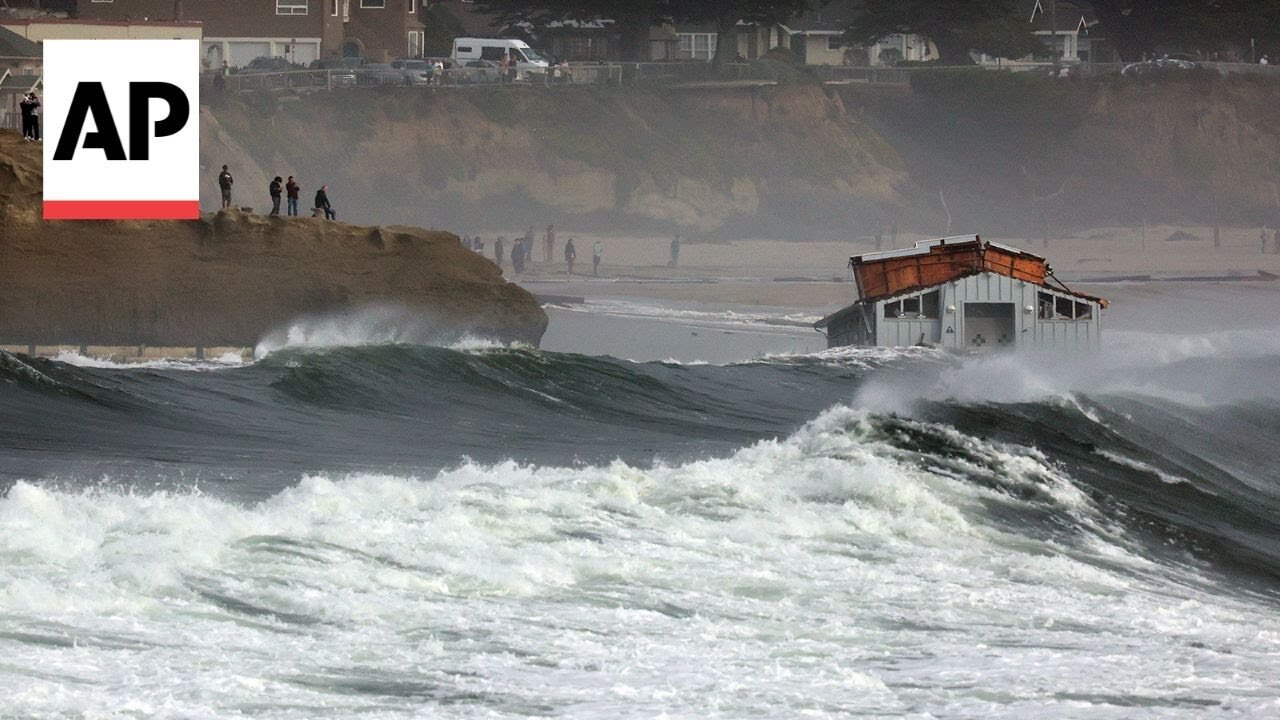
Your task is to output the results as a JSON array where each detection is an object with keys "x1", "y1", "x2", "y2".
[{"x1": 43, "y1": 200, "x2": 200, "y2": 220}]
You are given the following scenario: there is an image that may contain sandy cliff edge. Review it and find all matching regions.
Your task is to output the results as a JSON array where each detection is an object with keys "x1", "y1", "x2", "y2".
[{"x1": 0, "y1": 130, "x2": 547, "y2": 349}]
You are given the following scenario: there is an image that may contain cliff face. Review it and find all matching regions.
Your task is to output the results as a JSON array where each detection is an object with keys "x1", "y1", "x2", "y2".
[
  {"x1": 0, "y1": 130, "x2": 547, "y2": 348},
  {"x1": 202, "y1": 84, "x2": 911, "y2": 239},
  {"x1": 841, "y1": 72, "x2": 1280, "y2": 234},
  {"x1": 204, "y1": 74, "x2": 1280, "y2": 239}
]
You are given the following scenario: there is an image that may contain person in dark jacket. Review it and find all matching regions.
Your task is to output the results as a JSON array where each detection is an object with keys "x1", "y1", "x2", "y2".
[
  {"x1": 269, "y1": 176, "x2": 283, "y2": 215},
  {"x1": 217, "y1": 165, "x2": 233, "y2": 208},
  {"x1": 494, "y1": 236, "x2": 505, "y2": 268},
  {"x1": 285, "y1": 176, "x2": 300, "y2": 216},
  {"x1": 314, "y1": 185, "x2": 335, "y2": 220},
  {"x1": 512, "y1": 238, "x2": 525, "y2": 273},
  {"x1": 19, "y1": 93, "x2": 39, "y2": 141},
  {"x1": 564, "y1": 237, "x2": 577, "y2": 276}
]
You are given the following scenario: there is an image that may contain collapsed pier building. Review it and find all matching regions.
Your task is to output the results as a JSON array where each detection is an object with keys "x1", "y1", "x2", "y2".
[{"x1": 816, "y1": 235, "x2": 1107, "y2": 351}]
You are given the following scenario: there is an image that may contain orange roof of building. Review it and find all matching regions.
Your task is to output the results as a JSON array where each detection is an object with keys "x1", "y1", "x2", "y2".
[{"x1": 850, "y1": 235, "x2": 1107, "y2": 307}]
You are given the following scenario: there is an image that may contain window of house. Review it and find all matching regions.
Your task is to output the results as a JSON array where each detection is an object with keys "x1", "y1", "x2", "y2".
[
  {"x1": 886, "y1": 291, "x2": 940, "y2": 319},
  {"x1": 90, "y1": 0, "x2": 113, "y2": 3},
  {"x1": 1038, "y1": 292, "x2": 1054, "y2": 320},
  {"x1": 407, "y1": 0, "x2": 416, "y2": 12},
  {"x1": 1039, "y1": 292, "x2": 1092, "y2": 320},
  {"x1": 277, "y1": 0, "x2": 308, "y2": 15},
  {"x1": 360, "y1": 0, "x2": 384, "y2": 7},
  {"x1": 407, "y1": 30, "x2": 423, "y2": 58},
  {"x1": 677, "y1": 33, "x2": 716, "y2": 61},
  {"x1": 827, "y1": 36, "x2": 843, "y2": 51}
]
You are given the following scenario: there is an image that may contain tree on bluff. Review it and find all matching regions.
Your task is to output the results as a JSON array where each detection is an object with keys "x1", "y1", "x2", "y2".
[
  {"x1": 1087, "y1": 0, "x2": 1280, "y2": 61},
  {"x1": 841, "y1": 0, "x2": 1044, "y2": 65},
  {"x1": 470, "y1": 0, "x2": 813, "y2": 64}
]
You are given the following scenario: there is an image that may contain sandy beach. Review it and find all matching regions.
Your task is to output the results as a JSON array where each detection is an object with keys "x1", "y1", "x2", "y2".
[
  {"x1": 503, "y1": 225, "x2": 1280, "y2": 309},
  {"x1": 504, "y1": 225, "x2": 1280, "y2": 361}
]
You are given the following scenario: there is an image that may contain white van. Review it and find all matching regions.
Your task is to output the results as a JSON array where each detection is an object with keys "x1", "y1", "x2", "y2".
[{"x1": 451, "y1": 37, "x2": 549, "y2": 80}]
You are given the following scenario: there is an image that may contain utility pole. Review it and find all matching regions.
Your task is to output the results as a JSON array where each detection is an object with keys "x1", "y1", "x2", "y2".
[{"x1": 1050, "y1": 0, "x2": 1058, "y2": 74}]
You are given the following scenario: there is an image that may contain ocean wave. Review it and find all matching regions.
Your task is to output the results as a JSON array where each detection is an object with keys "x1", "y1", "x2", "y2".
[{"x1": 3, "y1": 405, "x2": 1279, "y2": 717}]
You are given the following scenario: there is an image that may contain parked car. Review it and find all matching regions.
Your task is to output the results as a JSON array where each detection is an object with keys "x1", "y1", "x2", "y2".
[
  {"x1": 455, "y1": 59, "x2": 502, "y2": 84},
  {"x1": 309, "y1": 58, "x2": 359, "y2": 86},
  {"x1": 1121, "y1": 57, "x2": 1198, "y2": 76},
  {"x1": 240, "y1": 56, "x2": 290, "y2": 74},
  {"x1": 357, "y1": 63, "x2": 406, "y2": 86},
  {"x1": 390, "y1": 58, "x2": 432, "y2": 85}
]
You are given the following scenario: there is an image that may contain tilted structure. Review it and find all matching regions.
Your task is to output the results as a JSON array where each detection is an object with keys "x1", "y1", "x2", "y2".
[{"x1": 816, "y1": 235, "x2": 1107, "y2": 351}]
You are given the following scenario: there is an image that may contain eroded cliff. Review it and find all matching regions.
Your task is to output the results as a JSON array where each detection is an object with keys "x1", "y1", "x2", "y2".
[
  {"x1": 204, "y1": 74, "x2": 1280, "y2": 239},
  {"x1": 0, "y1": 130, "x2": 547, "y2": 348}
]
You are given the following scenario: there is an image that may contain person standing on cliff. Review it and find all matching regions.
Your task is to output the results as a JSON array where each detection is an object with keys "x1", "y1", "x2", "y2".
[
  {"x1": 495, "y1": 236, "x2": 505, "y2": 268},
  {"x1": 592, "y1": 240, "x2": 602, "y2": 276},
  {"x1": 565, "y1": 237, "x2": 577, "y2": 276},
  {"x1": 285, "y1": 176, "x2": 300, "y2": 216},
  {"x1": 268, "y1": 176, "x2": 283, "y2": 216},
  {"x1": 218, "y1": 165, "x2": 234, "y2": 209},
  {"x1": 544, "y1": 224, "x2": 555, "y2": 263},
  {"x1": 315, "y1": 185, "x2": 335, "y2": 220},
  {"x1": 26, "y1": 93, "x2": 39, "y2": 141},
  {"x1": 19, "y1": 93, "x2": 38, "y2": 142}
]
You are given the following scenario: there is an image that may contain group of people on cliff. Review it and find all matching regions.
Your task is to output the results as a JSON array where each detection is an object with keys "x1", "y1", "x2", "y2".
[
  {"x1": 462, "y1": 224, "x2": 602, "y2": 277},
  {"x1": 216, "y1": 164, "x2": 334, "y2": 219}
]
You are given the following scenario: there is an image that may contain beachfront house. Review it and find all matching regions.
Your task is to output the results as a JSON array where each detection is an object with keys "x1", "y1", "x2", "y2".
[
  {"x1": 0, "y1": 24, "x2": 40, "y2": 132},
  {"x1": 75, "y1": 0, "x2": 425, "y2": 67},
  {"x1": 816, "y1": 236, "x2": 1107, "y2": 351}
]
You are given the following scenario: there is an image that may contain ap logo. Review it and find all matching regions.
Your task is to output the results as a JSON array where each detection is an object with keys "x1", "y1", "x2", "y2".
[{"x1": 43, "y1": 39, "x2": 199, "y2": 220}]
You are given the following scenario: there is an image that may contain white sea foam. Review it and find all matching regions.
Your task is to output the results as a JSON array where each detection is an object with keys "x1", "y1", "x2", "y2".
[
  {"x1": 1, "y1": 406, "x2": 1277, "y2": 718},
  {"x1": 253, "y1": 306, "x2": 514, "y2": 358},
  {"x1": 49, "y1": 350, "x2": 248, "y2": 371}
]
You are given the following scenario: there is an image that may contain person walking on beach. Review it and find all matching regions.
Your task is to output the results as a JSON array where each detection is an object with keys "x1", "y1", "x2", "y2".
[
  {"x1": 512, "y1": 238, "x2": 525, "y2": 273},
  {"x1": 565, "y1": 237, "x2": 577, "y2": 276},
  {"x1": 285, "y1": 176, "x2": 300, "y2": 216},
  {"x1": 268, "y1": 176, "x2": 283, "y2": 215},
  {"x1": 1263, "y1": 228, "x2": 1270, "y2": 254},
  {"x1": 592, "y1": 240, "x2": 602, "y2": 276},
  {"x1": 544, "y1": 224, "x2": 555, "y2": 263},
  {"x1": 314, "y1": 185, "x2": 335, "y2": 220},
  {"x1": 669, "y1": 234, "x2": 681, "y2": 268},
  {"x1": 495, "y1": 236, "x2": 505, "y2": 268},
  {"x1": 523, "y1": 226, "x2": 535, "y2": 263},
  {"x1": 218, "y1": 165, "x2": 234, "y2": 209}
]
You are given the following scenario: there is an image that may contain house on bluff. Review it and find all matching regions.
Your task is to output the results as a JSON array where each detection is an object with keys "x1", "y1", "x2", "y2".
[{"x1": 815, "y1": 235, "x2": 1107, "y2": 351}]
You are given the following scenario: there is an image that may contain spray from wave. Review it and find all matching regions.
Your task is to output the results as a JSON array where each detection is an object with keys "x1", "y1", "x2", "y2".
[{"x1": 253, "y1": 305, "x2": 519, "y2": 359}]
